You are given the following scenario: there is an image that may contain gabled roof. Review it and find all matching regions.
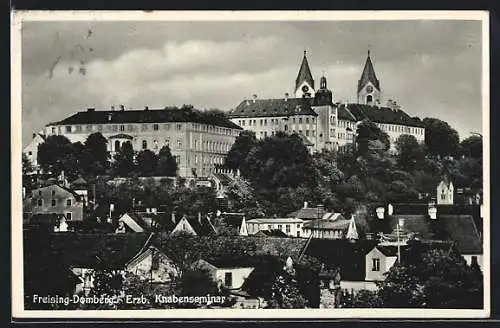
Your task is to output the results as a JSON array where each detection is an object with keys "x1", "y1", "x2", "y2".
[
  {"x1": 229, "y1": 97, "x2": 318, "y2": 119},
  {"x1": 70, "y1": 176, "x2": 87, "y2": 188},
  {"x1": 303, "y1": 215, "x2": 351, "y2": 230},
  {"x1": 254, "y1": 229, "x2": 288, "y2": 238},
  {"x1": 375, "y1": 245, "x2": 399, "y2": 257},
  {"x1": 336, "y1": 103, "x2": 424, "y2": 127},
  {"x1": 23, "y1": 231, "x2": 154, "y2": 270},
  {"x1": 358, "y1": 51, "x2": 380, "y2": 92},
  {"x1": 183, "y1": 216, "x2": 217, "y2": 237},
  {"x1": 31, "y1": 183, "x2": 82, "y2": 201},
  {"x1": 286, "y1": 207, "x2": 327, "y2": 220},
  {"x1": 49, "y1": 108, "x2": 242, "y2": 130},
  {"x1": 439, "y1": 215, "x2": 482, "y2": 254},
  {"x1": 304, "y1": 239, "x2": 378, "y2": 281},
  {"x1": 295, "y1": 51, "x2": 315, "y2": 91}
]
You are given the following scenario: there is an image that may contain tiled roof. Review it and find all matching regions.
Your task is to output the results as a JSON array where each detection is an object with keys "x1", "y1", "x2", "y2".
[
  {"x1": 185, "y1": 216, "x2": 217, "y2": 237},
  {"x1": 246, "y1": 217, "x2": 305, "y2": 224},
  {"x1": 295, "y1": 51, "x2": 315, "y2": 91},
  {"x1": 24, "y1": 231, "x2": 153, "y2": 270},
  {"x1": 49, "y1": 108, "x2": 242, "y2": 130},
  {"x1": 229, "y1": 97, "x2": 318, "y2": 119},
  {"x1": 286, "y1": 207, "x2": 327, "y2": 220},
  {"x1": 336, "y1": 103, "x2": 424, "y2": 127},
  {"x1": 376, "y1": 245, "x2": 399, "y2": 257},
  {"x1": 304, "y1": 239, "x2": 378, "y2": 281},
  {"x1": 358, "y1": 52, "x2": 380, "y2": 92},
  {"x1": 254, "y1": 229, "x2": 289, "y2": 238},
  {"x1": 439, "y1": 215, "x2": 482, "y2": 254},
  {"x1": 303, "y1": 217, "x2": 351, "y2": 230}
]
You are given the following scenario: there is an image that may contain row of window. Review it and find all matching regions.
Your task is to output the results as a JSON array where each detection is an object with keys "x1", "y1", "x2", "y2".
[
  {"x1": 51, "y1": 123, "x2": 238, "y2": 136},
  {"x1": 377, "y1": 123, "x2": 424, "y2": 135},
  {"x1": 35, "y1": 198, "x2": 73, "y2": 207},
  {"x1": 192, "y1": 139, "x2": 231, "y2": 153},
  {"x1": 237, "y1": 116, "x2": 317, "y2": 127}
]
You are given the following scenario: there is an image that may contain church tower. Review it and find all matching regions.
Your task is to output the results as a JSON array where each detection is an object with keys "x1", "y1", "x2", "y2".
[
  {"x1": 357, "y1": 50, "x2": 381, "y2": 105},
  {"x1": 295, "y1": 50, "x2": 315, "y2": 98}
]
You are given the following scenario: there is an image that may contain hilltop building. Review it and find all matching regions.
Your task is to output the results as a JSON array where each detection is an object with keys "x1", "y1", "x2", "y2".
[
  {"x1": 228, "y1": 50, "x2": 425, "y2": 152},
  {"x1": 28, "y1": 107, "x2": 242, "y2": 178}
]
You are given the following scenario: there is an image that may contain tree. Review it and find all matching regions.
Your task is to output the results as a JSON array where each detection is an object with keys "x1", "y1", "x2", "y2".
[
  {"x1": 112, "y1": 141, "x2": 135, "y2": 177},
  {"x1": 22, "y1": 153, "x2": 34, "y2": 175},
  {"x1": 135, "y1": 149, "x2": 158, "y2": 176},
  {"x1": 376, "y1": 243, "x2": 483, "y2": 308},
  {"x1": 395, "y1": 134, "x2": 425, "y2": 171},
  {"x1": 422, "y1": 117, "x2": 460, "y2": 158},
  {"x1": 224, "y1": 130, "x2": 258, "y2": 172},
  {"x1": 355, "y1": 120, "x2": 390, "y2": 154},
  {"x1": 172, "y1": 186, "x2": 218, "y2": 217},
  {"x1": 156, "y1": 145, "x2": 178, "y2": 176},
  {"x1": 460, "y1": 135, "x2": 482, "y2": 159},
  {"x1": 84, "y1": 133, "x2": 110, "y2": 168},
  {"x1": 37, "y1": 135, "x2": 80, "y2": 178},
  {"x1": 225, "y1": 177, "x2": 265, "y2": 218},
  {"x1": 266, "y1": 265, "x2": 307, "y2": 308}
]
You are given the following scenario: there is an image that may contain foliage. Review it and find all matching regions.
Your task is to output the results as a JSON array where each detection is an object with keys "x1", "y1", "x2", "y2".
[
  {"x1": 224, "y1": 130, "x2": 258, "y2": 172},
  {"x1": 37, "y1": 135, "x2": 79, "y2": 179},
  {"x1": 112, "y1": 141, "x2": 135, "y2": 177},
  {"x1": 422, "y1": 117, "x2": 460, "y2": 158},
  {"x1": 135, "y1": 149, "x2": 159, "y2": 176},
  {"x1": 356, "y1": 119, "x2": 390, "y2": 154},
  {"x1": 460, "y1": 135, "x2": 482, "y2": 159},
  {"x1": 395, "y1": 134, "x2": 425, "y2": 171},
  {"x1": 22, "y1": 153, "x2": 34, "y2": 175},
  {"x1": 266, "y1": 265, "x2": 307, "y2": 309},
  {"x1": 156, "y1": 145, "x2": 178, "y2": 176}
]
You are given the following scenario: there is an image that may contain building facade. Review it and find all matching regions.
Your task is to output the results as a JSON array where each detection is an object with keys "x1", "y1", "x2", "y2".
[
  {"x1": 228, "y1": 50, "x2": 425, "y2": 152},
  {"x1": 246, "y1": 217, "x2": 306, "y2": 238},
  {"x1": 23, "y1": 184, "x2": 84, "y2": 221},
  {"x1": 42, "y1": 107, "x2": 242, "y2": 177}
]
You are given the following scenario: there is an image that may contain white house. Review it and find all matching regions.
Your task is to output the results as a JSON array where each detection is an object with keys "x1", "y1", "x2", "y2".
[
  {"x1": 193, "y1": 259, "x2": 255, "y2": 290},
  {"x1": 246, "y1": 217, "x2": 306, "y2": 238},
  {"x1": 125, "y1": 246, "x2": 178, "y2": 284},
  {"x1": 23, "y1": 132, "x2": 46, "y2": 170}
]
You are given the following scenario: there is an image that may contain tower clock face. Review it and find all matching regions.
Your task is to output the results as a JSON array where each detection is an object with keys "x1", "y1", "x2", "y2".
[
  {"x1": 302, "y1": 85, "x2": 310, "y2": 92},
  {"x1": 366, "y1": 85, "x2": 374, "y2": 93}
]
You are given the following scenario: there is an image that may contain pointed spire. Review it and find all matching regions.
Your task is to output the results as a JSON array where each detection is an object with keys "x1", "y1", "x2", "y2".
[
  {"x1": 295, "y1": 50, "x2": 315, "y2": 92},
  {"x1": 358, "y1": 50, "x2": 380, "y2": 92}
]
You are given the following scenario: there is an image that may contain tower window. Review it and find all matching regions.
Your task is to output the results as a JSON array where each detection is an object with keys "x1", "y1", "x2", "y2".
[{"x1": 142, "y1": 140, "x2": 147, "y2": 149}]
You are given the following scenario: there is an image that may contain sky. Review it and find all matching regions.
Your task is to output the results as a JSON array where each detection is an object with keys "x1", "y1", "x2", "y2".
[{"x1": 20, "y1": 19, "x2": 483, "y2": 146}]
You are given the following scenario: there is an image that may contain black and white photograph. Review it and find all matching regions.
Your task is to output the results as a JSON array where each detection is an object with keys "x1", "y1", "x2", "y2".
[{"x1": 11, "y1": 11, "x2": 490, "y2": 319}]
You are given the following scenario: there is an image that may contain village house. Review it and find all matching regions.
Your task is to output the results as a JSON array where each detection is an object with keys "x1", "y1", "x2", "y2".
[
  {"x1": 192, "y1": 258, "x2": 255, "y2": 290},
  {"x1": 246, "y1": 217, "x2": 306, "y2": 238},
  {"x1": 286, "y1": 201, "x2": 327, "y2": 220},
  {"x1": 169, "y1": 213, "x2": 217, "y2": 237},
  {"x1": 23, "y1": 132, "x2": 46, "y2": 170},
  {"x1": 23, "y1": 183, "x2": 85, "y2": 223},
  {"x1": 302, "y1": 213, "x2": 359, "y2": 240}
]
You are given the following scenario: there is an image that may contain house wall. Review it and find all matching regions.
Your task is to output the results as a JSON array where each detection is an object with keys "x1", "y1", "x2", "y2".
[
  {"x1": 301, "y1": 228, "x2": 345, "y2": 239},
  {"x1": 246, "y1": 220, "x2": 304, "y2": 237},
  {"x1": 365, "y1": 248, "x2": 397, "y2": 281},
  {"x1": 26, "y1": 184, "x2": 84, "y2": 221},
  {"x1": 126, "y1": 250, "x2": 178, "y2": 283},
  {"x1": 171, "y1": 217, "x2": 197, "y2": 235},
  {"x1": 23, "y1": 134, "x2": 45, "y2": 168},
  {"x1": 44, "y1": 121, "x2": 240, "y2": 178},
  {"x1": 215, "y1": 267, "x2": 254, "y2": 289}
]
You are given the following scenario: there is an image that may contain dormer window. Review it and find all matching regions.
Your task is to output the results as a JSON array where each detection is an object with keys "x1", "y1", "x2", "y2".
[{"x1": 372, "y1": 258, "x2": 380, "y2": 271}]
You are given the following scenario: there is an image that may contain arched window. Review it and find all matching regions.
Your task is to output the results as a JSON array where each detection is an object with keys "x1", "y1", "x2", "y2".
[
  {"x1": 114, "y1": 140, "x2": 120, "y2": 152},
  {"x1": 142, "y1": 140, "x2": 147, "y2": 149},
  {"x1": 366, "y1": 95, "x2": 373, "y2": 103}
]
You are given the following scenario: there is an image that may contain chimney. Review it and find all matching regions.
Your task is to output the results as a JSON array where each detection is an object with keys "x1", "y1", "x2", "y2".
[
  {"x1": 144, "y1": 106, "x2": 149, "y2": 111},
  {"x1": 303, "y1": 201, "x2": 308, "y2": 209},
  {"x1": 252, "y1": 94, "x2": 257, "y2": 103},
  {"x1": 376, "y1": 207, "x2": 385, "y2": 220},
  {"x1": 120, "y1": 105, "x2": 125, "y2": 111},
  {"x1": 284, "y1": 93, "x2": 289, "y2": 101},
  {"x1": 387, "y1": 203, "x2": 394, "y2": 216},
  {"x1": 171, "y1": 211, "x2": 176, "y2": 224},
  {"x1": 87, "y1": 108, "x2": 95, "y2": 112},
  {"x1": 428, "y1": 204, "x2": 437, "y2": 220}
]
